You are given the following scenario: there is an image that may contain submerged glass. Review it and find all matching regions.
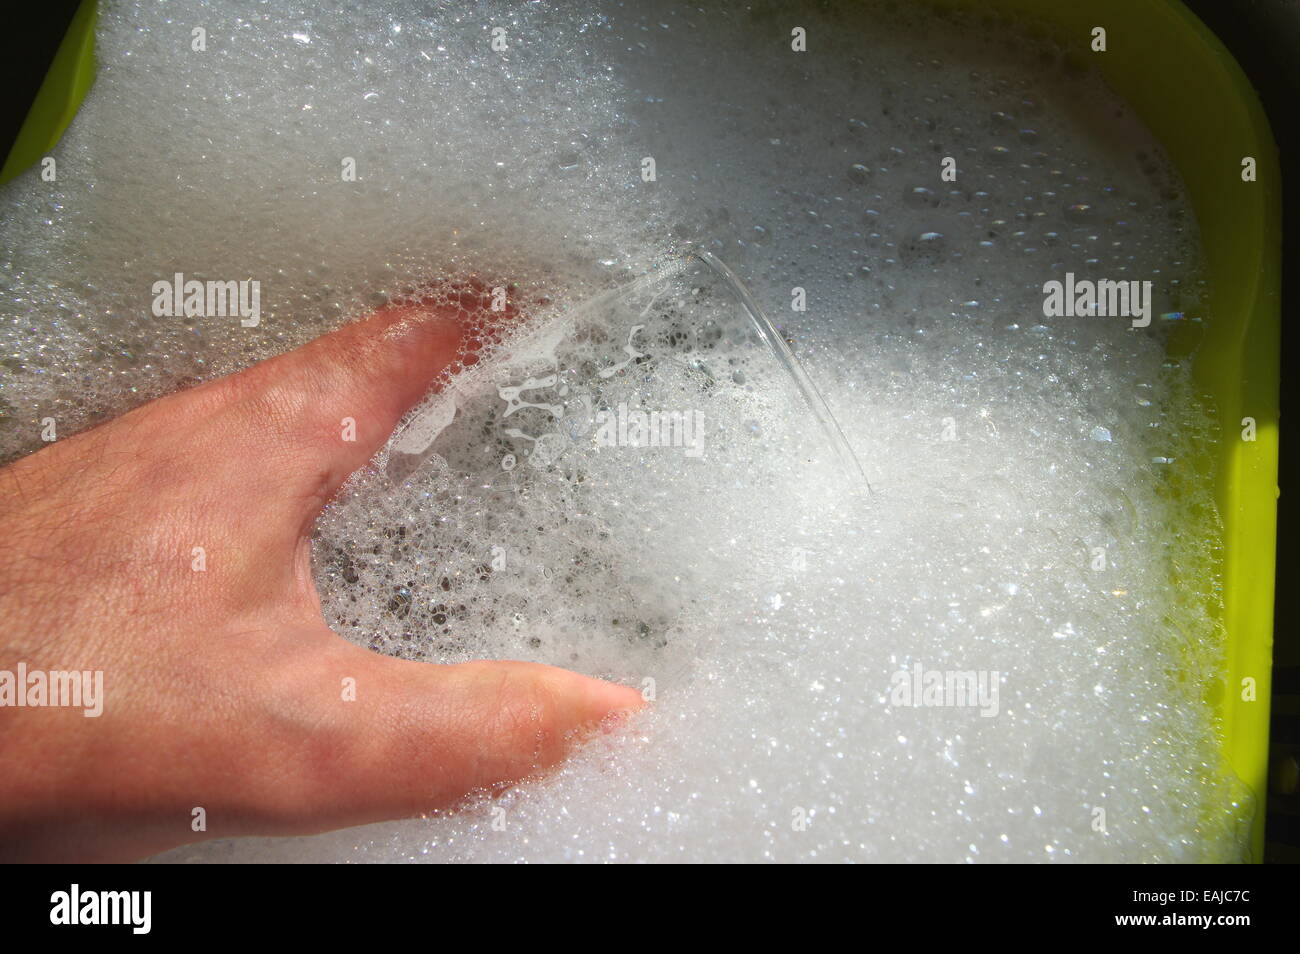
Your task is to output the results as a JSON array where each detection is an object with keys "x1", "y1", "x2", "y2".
[{"x1": 386, "y1": 251, "x2": 867, "y2": 489}]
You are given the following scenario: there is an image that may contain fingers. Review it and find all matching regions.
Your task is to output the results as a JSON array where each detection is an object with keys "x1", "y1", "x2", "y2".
[
  {"x1": 2, "y1": 283, "x2": 516, "y2": 583},
  {"x1": 248, "y1": 641, "x2": 645, "y2": 834},
  {"x1": 227, "y1": 299, "x2": 464, "y2": 505},
  {"x1": 0, "y1": 629, "x2": 645, "y2": 856},
  {"x1": 190, "y1": 280, "x2": 522, "y2": 535}
]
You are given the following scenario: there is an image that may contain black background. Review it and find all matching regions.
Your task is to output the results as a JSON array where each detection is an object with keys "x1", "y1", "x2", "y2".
[{"x1": 2, "y1": 868, "x2": 1277, "y2": 933}]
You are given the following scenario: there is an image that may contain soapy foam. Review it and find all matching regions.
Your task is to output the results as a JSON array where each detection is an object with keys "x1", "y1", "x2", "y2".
[{"x1": 0, "y1": 0, "x2": 1249, "y2": 862}]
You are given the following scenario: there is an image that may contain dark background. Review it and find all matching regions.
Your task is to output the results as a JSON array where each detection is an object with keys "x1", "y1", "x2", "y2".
[
  {"x1": 0, "y1": 0, "x2": 1294, "y2": 861},
  {"x1": 0, "y1": 3, "x2": 82, "y2": 167}
]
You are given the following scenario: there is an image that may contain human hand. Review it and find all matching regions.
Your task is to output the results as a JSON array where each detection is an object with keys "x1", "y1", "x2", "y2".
[{"x1": 0, "y1": 290, "x2": 643, "y2": 862}]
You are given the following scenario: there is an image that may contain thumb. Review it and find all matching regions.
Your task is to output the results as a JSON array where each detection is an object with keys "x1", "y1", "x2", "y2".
[{"x1": 261, "y1": 640, "x2": 645, "y2": 832}]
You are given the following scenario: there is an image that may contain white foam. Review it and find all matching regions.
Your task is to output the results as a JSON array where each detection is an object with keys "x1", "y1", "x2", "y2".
[{"x1": 0, "y1": 0, "x2": 1249, "y2": 862}]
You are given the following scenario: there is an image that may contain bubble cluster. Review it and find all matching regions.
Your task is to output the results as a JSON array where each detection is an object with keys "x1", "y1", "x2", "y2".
[{"x1": 0, "y1": 0, "x2": 1248, "y2": 862}]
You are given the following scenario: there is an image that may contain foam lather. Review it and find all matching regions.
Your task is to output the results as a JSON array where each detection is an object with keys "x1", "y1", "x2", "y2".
[{"x1": 0, "y1": 0, "x2": 1248, "y2": 862}]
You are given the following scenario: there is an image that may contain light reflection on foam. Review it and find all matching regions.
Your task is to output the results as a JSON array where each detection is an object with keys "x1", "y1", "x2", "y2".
[{"x1": 0, "y1": 0, "x2": 1248, "y2": 862}]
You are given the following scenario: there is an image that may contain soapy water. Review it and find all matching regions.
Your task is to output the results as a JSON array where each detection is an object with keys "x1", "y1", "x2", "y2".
[
  {"x1": 317, "y1": 254, "x2": 861, "y2": 687},
  {"x1": 0, "y1": 0, "x2": 1252, "y2": 861},
  {"x1": 388, "y1": 252, "x2": 866, "y2": 490}
]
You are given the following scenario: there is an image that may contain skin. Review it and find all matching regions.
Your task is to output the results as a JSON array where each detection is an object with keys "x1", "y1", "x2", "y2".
[{"x1": 0, "y1": 293, "x2": 644, "y2": 862}]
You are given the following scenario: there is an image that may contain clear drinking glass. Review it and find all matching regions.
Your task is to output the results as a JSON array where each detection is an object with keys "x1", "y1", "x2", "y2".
[{"x1": 385, "y1": 250, "x2": 867, "y2": 490}]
